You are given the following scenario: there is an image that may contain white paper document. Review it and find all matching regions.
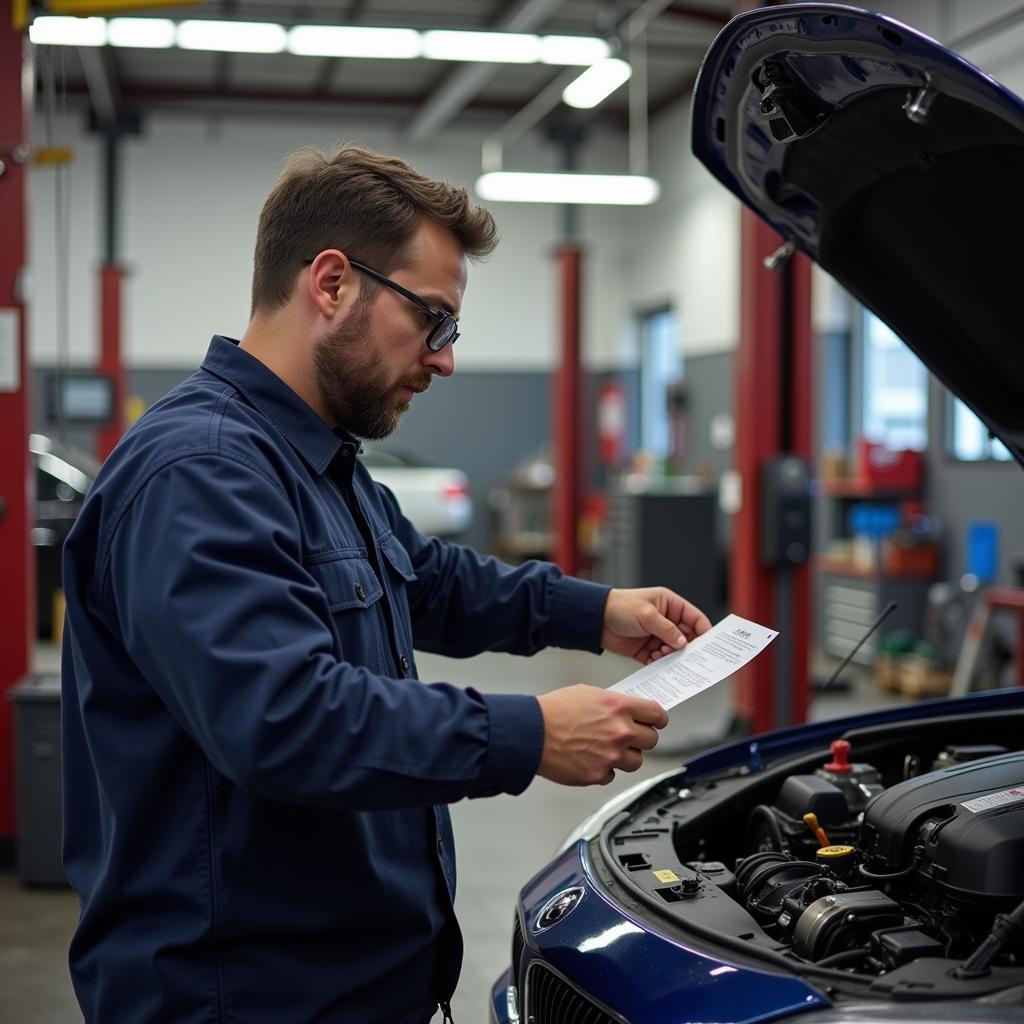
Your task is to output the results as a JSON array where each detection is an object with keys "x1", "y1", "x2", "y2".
[{"x1": 610, "y1": 614, "x2": 779, "y2": 711}]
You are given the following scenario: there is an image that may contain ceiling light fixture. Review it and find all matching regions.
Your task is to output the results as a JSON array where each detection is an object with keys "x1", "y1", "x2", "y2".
[
  {"x1": 28, "y1": 17, "x2": 611, "y2": 68},
  {"x1": 562, "y1": 57, "x2": 632, "y2": 109},
  {"x1": 539, "y1": 35, "x2": 611, "y2": 65},
  {"x1": 288, "y1": 25, "x2": 421, "y2": 59},
  {"x1": 28, "y1": 15, "x2": 105, "y2": 46},
  {"x1": 107, "y1": 18, "x2": 175, "y2": 49},
  {"x1": 475, "y1": 171, "x2": 660, "y2": 205},
  {"x1": 176, "y1": 20, "x2": 287, "y2": 54},
  {"x1": 422, "y1": 30, "x2": 541, "y2": 63}
]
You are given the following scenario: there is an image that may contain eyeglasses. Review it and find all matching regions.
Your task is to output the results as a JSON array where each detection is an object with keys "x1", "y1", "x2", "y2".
[{"x1": 348, "y1": 259, "x2": 459, "y2": 352}]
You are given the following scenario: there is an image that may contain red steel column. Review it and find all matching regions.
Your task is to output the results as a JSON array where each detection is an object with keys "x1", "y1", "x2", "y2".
[
  {"x1": 788, "y1": 250, "x2": 813, "y2": 726},
  {"x1": 96, "y1": 264, "x2": 125, "y2": 459},
  {"x1": 0, "y1": 4, "x2": 33, "y2": 858},
  {"x1": 552, "y1": 245, "x2": 582, "y2": 576},
  {"x1": 731, "y1": 210, "x2": 812, "y2": 732}
]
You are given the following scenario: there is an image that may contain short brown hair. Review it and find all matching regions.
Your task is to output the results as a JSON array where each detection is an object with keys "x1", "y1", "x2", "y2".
[{"x1": 250, "y1": 144, "x2": 498, "y2": 315}]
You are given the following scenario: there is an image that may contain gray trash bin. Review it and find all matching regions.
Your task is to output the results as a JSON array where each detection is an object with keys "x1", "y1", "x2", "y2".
[{"x1": 10, "y1": 674, "x2": 66, "y2": 886}]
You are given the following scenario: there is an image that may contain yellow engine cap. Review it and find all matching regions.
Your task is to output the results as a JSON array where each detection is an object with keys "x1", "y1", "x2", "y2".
[{"x1": 816, "y1": 844, "x2": 855, "y2": 857}]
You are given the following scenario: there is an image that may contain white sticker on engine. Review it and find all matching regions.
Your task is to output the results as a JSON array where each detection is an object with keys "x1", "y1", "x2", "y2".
[{"x1": 961, "y1": 786, "x2": 1024, "y2": 813}]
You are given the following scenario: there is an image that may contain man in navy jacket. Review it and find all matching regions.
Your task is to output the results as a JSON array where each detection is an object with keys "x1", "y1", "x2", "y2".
[{"x1": 62, "y1": 145, "x2": 711, "y2": 1024}]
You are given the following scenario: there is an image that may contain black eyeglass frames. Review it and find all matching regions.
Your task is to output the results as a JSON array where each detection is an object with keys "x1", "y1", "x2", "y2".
[
  {"x1": 347, "y1": 259, "x2": 459, "y2": 352},
  {"x1": 302, "y1": 255, "x2": 459, "y2": 351}
]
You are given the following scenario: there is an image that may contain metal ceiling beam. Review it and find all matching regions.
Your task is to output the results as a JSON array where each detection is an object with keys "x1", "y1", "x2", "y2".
[
  {"x1": 405, "y1": 0, "x2": 567, "y2": 144},
  {"x1": 78, "y1": 46, "x2": 121, "y2": 126},
  {"x1": 313, "y1": 0, "x2": 370, "y2": 96},
  {"x1": 661, "y1": 2, "x2": 731, "y2": 27},
  {"x1": 54, "y1": 80, "x2": 533, "y2": 118}
]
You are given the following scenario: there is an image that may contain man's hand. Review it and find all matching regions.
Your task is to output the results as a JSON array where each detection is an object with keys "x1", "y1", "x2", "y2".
[
  {"x1": 536, "y1": 685, "x2": 669, "y2": 786},
  {"x1": 601, "y1": 587, "x2": 712, "y2": 665}
]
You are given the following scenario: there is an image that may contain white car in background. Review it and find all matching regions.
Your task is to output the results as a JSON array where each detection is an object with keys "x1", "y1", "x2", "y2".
[{"x1": 360, "y1": 444, "x2": 473, "y2": 539}]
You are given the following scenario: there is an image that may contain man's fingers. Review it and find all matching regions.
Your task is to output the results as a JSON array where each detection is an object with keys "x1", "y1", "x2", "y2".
[
  {"x1": 627, "y1": 697, "x2": 668, "y2": 728},
  {"x1": 641, "y1": 606, "x2": 687, "y2": 650},
  {"x1": 616, "y1": 748, "x2": 644, "y2": 773},
  {"x1": 681, "y1": 605, "x2": 713, "y2": 638},
  {"x1": 629, "y1": 724, "x2": 661, "y2": 751}
]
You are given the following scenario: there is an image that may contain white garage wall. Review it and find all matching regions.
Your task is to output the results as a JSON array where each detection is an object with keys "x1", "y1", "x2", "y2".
[
  {"x1": 30, "y1": 110, "x2": 652, "y2": 373},
  {"x1": 28, "y1": 1, "x2": 1024, "y2": 377},
  {"x1": 597, "y1": 96, "x2": 741, "y2": 365}
]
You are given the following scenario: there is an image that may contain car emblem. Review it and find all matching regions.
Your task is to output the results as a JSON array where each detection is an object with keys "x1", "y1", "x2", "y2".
[{"x1": 534, "y1": 886, "x2": 585, "y2": 933}]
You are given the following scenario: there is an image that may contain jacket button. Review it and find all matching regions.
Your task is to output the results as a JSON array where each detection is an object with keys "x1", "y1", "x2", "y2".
[
  {"x1": 355, "y1": 584, "x2": 366, "y2": 601},
  {"x1": 437, "y1": 838, "x2": 445, "y2": 856},
  {"x1": 400, "y1": 654, "x2": 410, "y2": 671}
]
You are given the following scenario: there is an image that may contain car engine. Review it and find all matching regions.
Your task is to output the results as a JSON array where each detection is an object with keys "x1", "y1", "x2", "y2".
[{"x1": 732, "y1": 741, "x2": 1024, "y2": 976}]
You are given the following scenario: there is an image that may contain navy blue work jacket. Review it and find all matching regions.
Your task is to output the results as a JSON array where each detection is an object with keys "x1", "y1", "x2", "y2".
[{"x1": 61, "y1": 336, "x2": 610, "y2": 1024}]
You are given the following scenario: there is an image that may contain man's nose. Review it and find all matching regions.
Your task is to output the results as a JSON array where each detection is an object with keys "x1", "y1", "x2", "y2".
[{"x1": 423, "y1": 342, "x2": 455, "y2": 378}]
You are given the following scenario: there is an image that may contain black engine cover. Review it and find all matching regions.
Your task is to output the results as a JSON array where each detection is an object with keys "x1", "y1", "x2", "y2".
[{"x1": 860, "y1": 751, "x2": 1024, "y2": 901}]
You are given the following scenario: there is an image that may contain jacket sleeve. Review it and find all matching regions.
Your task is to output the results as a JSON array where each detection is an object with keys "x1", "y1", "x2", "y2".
[
  {"x1": 373, "y1": 482, "x2": 611, "y2": 659},
  {"x1": 103, "y1": 453, "x2": 544, "y2": 811}
]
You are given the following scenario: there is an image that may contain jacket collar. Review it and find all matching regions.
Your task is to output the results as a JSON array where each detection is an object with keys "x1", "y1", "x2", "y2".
[{"x1": 201, "y1": 335, "x2": 360, "y2": 477}]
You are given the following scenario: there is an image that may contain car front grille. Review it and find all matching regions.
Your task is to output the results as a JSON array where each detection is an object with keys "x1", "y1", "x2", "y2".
[{"x1": 524, "y1": 962, "x2": 622, "y2": 1024}]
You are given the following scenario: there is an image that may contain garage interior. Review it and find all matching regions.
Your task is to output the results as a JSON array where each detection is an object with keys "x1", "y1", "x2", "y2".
[{"x1": 3, "y1": 1, "x2": 1024, "y2": 1021}]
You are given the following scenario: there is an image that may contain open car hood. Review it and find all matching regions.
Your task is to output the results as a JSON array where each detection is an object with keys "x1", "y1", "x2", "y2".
[{"x1": 692, "y1": 4, "x2": 1024, "y2": 466}]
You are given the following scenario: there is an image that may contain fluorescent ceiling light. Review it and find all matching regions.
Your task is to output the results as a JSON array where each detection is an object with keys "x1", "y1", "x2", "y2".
[
  {"x1": 475, "y1": 172, "x2": 660, "y2": 206},
  {"x1": 29, "y1": 16, "x2": 106, "y2": 46},
  {"x1": 562, "y1": 57, "x2": 632, "y2": 109},
  {"x1": 423, "y1": 30, "x2": 540, "y2": 63},
  {"x1": 289, "y1": 25, "x2": 421, "y2": 59},
  {"x1": 177, "y1": 20, "x2": 287, "y2": 54},
  {"x1": 108, "y1": 18, "x2": 175, "y2": 49},
  {"x1": 540, "y1": 35, "x2": 610, "y2": 65},
  {"x1": 28, "y1": 18, "x2": 612, "y2": 67}
]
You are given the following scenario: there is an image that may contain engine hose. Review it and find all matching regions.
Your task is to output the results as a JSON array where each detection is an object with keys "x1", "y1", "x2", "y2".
[
  {"x1": 746, "y1": 804, "x2": 786, "y2": 854},
  {"x1": 858, "y1": 847, "x2": 922, "y2": 883},
  {"x1": 815, "y1": 946, "x2": 871, "y2": 968},
  {"x1": 954, "y1": 894, "x2": 1024, "y2": 979}
]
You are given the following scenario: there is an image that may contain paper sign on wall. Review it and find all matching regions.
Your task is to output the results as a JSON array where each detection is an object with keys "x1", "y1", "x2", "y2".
[{"x1": 0, "y1": 309, "x2": 20, "y2": 393}]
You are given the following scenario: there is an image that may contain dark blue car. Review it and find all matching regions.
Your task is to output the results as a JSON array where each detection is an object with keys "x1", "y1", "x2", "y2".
[{"x1": 492, "y1": 6, "x2": 1024, "y2": 1022}]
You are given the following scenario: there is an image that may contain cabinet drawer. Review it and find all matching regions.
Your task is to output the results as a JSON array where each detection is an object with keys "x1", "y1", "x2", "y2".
[
  {"x1": 824, "y1": 599, "x2": 878, "y2": 628},
  {"x1": 824, "y1": 582, "x2": 876, "y2": 612},
  {"x1": 824, "y1": 632, "x2": 876, "y2": 664}
]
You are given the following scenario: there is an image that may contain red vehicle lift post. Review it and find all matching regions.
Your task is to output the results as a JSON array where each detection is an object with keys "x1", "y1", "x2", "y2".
[
  {"x1": 0, "y1": 4, "x2": 33, "y2": 865},
  {"x1": 730, "y1": 210, "x2": 814, "y2": 734}
]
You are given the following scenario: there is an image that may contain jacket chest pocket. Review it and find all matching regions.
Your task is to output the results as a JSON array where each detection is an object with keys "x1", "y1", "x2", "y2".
[
  {"x1": 378, "y1": 533, "x2": 416, "y2": 585},
  {"x1": 304, "y1": 553, "x2": 388, "y2": 666}
]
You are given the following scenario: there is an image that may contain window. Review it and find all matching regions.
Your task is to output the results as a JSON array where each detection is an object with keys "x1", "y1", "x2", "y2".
[
  {"x1": 638, "y1": 308, "x2": 682, "y2": 459},
  {"x1": 949, "y1": 396, "x2": 1012, "y2": 461},
  {"x1": 861, "y1": 312, "x2": 927, "y2": 450}
]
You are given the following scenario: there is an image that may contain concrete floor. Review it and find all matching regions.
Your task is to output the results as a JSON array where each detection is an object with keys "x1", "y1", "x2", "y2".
[{"x1": 2, "y1": 643, "x2": 903, "y2": 1023}]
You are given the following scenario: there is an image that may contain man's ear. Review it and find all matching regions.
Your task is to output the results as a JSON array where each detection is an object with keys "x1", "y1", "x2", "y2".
[{"x1": 307, "y1": 250, "x2": 353, "y2": 318}]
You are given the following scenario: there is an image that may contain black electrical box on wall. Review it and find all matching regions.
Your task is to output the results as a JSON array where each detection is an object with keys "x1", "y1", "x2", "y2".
[{"x1": 760, "y1": 456, "x2": 811, "y2": 566}]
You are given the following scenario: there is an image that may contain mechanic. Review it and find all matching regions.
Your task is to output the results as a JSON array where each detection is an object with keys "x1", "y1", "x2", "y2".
[{"x1": 61, "y1": 144, "x2": 711, "y2": 1024}]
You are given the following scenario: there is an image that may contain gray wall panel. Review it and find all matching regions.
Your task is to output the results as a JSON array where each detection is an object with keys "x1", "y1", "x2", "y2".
[{"x1": 32, "y1": 365, "x2": 553, "y2": 555}]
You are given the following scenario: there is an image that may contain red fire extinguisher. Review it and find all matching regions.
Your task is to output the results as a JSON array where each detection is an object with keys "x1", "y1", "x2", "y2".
[{"x1": 597, "y1": 382, "x2": 626, "y2": 466}]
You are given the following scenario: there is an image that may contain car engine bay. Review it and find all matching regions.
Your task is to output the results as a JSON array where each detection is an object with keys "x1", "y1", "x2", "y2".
[{"x1": 596, "y1": 710, "x2": 1024, "y2": 1000}]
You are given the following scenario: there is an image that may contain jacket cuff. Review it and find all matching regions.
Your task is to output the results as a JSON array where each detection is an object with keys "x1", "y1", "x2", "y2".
[
  {"x1": 473, "y1": 693, "x2": 544, "y2": 798},
  {"x1": 548, "y1": 575, "x2": 611, "y2": 654}
]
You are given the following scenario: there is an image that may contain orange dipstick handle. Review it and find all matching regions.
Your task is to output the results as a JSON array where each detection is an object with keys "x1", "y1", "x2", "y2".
[{"x1": 803, "y1": 812, "x2": 831, "y2": 848}]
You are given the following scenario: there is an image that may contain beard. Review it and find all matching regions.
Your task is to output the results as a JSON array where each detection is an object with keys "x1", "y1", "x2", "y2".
[{"x1": 312, "y1": 299, "x2": 430, "y2": 439}]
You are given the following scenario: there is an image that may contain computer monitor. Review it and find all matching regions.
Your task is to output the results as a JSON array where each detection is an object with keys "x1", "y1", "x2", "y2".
[{"x1": 46, "y1": 372, "x2": 115, "y2": 427}]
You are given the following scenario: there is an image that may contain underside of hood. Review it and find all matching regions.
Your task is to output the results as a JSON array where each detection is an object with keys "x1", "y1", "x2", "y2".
[{"x1": 692, "y1": 4, "x2": 1024, "y2": 466}]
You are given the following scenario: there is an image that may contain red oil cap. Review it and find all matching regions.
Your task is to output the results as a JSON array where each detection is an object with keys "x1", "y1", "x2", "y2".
[{"x1": 824, "y1": 739, "x2": 853, "y2": 773}]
